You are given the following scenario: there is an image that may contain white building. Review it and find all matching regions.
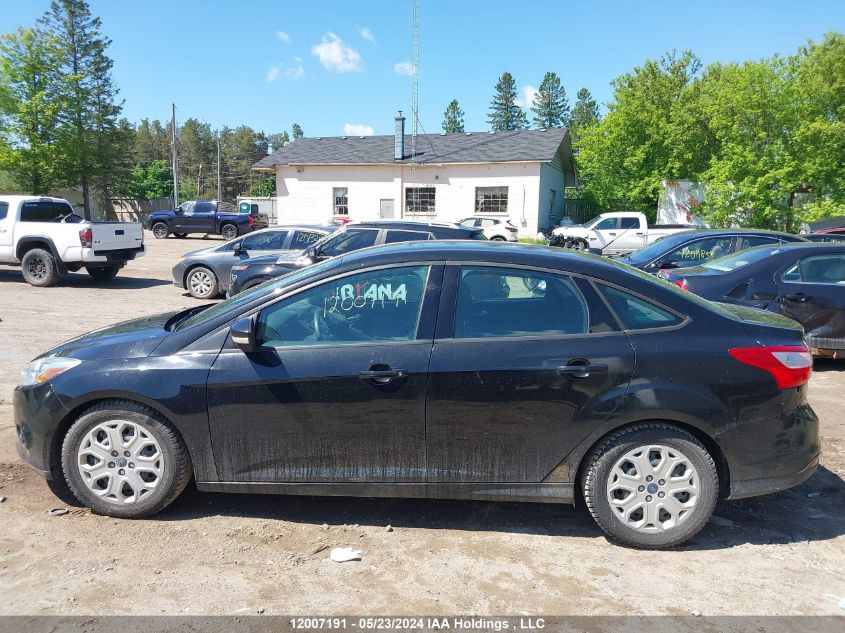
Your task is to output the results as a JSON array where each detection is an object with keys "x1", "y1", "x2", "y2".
[{"x1": 252, "y1": 113, "x2": 577, "y2": 237}]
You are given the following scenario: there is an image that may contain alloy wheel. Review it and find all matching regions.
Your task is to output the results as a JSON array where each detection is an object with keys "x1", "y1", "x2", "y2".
[
  {"x1": 27, "y1": 257, "x2": 46, "y2": 280},
  {"x1": 76, "y1": 420, "x2": 164, "y2": 505},
  {"x1": 606, "y1": 444, "x2": 700, "y2": 533},
  {"x1": 153, "y1": 224, "x2": 167, "y2": 238}
]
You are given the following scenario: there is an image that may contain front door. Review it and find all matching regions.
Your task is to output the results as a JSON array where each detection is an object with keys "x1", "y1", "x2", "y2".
[
  {"x1": 426, "y1": 265, "x2": 635, "y2": 482},
  {"x1": 183, "y1": 201, "x2": 217, "y2": 233},
  {"x1": 207, "y1": 264, "x2": 440, "y2": 482},
  {"x1": 380, "y1": 199, "x2": 395, "y2": 219}
]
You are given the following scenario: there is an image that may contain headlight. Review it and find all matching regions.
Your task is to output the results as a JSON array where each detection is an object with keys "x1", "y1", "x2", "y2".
[{"x1": 20, "y1": 357, "x2": 81, "y2": 387}]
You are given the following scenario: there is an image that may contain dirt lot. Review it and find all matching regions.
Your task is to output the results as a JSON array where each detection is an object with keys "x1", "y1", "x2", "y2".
[{"x1": 0, "y1": 233, "x2": 843, "y2": 616}]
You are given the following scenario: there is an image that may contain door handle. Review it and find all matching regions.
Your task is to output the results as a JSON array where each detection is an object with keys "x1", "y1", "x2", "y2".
[
  {"x1": 635, "y1": 232, "x2": 644, "y2": 236},
  {"x1": 358, "y1": 368, "x2": 407, "y2": 382},
  {"x1": 557, "y1": 362, "x2": 608, "y2": 379},
  {"x1": 608, "y1": 232, "x2": 617, "y2": 236},
  {"x1": 784, "y1": 293, "x2": 809, "y2": 302}
]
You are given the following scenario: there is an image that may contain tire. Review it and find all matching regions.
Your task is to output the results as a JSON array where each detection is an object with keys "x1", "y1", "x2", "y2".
[
  {"x1": 20, "y1": 248, "x2": 60, "y2": 287},
  {"x1": 46, "y1": 476, "x2": 85, "y2": 508},
  {"x1": 490, "y1": 236, "x2": 506, "y2": 241},
  {"x1": 152, "y1": 222, "x2": 169, "y2": 239},
  {"x1": 173, "y1": 233, "x2": 188, "y2": 239},
  {"x1": 86, "y1": 265, "x2": 120, "y2": 282},
  {"x1": 220, "y1": 223, "x2": 238, "y2": 240},
  {"x1": 571, "y1": 238, "x2": 588, "y2": 251},
  {"x1": 186, "y1": 266, "x2": 219, "y2": 299},
  {"x1": 61, "y1": 400, "x2": 192, "y2": 519},
  {"x1": 581, "y1": 423, "x2": 718, "y2": 549}
]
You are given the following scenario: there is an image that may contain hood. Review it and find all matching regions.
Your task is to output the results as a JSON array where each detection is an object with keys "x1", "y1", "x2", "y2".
[{"x1": 40, "y1": 311, "x2": 180, "y2": 361}]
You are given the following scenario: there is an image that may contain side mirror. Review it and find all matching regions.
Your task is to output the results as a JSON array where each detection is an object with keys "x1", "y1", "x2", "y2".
[
  {"x1": 656, "y1": 259, "x2": 678, "y2": 269},
  {"x1": 230, "y1": 315, "x2": 257, "y2": 353},
  {"x1": 175, "y1": 207, "x2": 183, "y2": 215},
  {"x1": 307, "y1": 246, "x2": 319, "y2": 259}
]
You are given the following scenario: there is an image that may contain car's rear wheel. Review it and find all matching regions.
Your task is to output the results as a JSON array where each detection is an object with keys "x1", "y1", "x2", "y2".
[
  {"x1": 61, "y1": 400, "x2": 192, "y2": 519},
  {"x1": 186, "y1": 266, "x2": 219, "y2": 299},
  {"x1": 21, "y1": 248, "x2": 60, "y2": 287},
  {"x1": 220, "y1": 223, "x2": 238, "y2": 240},
  {"x1": 582, "y1": 424, "x2": 718, "y2": 549},
  {"x1": 87, "y1": 265, "x2": 120, "y2": 282},
  {"x1": 490, "y1": 236, "x2": 506, "y2": 241},
  {"x1": 152, "y1": 222, "x2": 169, "y2": 239}
]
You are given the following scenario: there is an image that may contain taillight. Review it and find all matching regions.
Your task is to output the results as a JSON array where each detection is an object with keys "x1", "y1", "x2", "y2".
[
  {"x1": 674, "y1": 279, "x2": 689, "y2": 291},
  {"x1": 79, "y1": 227, "x2": 92, "y2": 248},
  {"x1": 248, "y1": 215, "x2": 254, "y2": 226},
  {"x1": 506, "y1": 226, "x2": 518, "y2": 233},
  {"x1": 728, "y1": 345, "x2": 813, "y2": 389}
]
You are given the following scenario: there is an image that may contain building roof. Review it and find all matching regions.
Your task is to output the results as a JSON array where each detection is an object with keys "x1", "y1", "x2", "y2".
[{"x1": 253, "y1": 128, "x2": 573, "y2": 173}]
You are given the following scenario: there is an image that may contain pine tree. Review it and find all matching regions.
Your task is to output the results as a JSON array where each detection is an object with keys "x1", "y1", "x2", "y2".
[
  {"x1": 441, "y1": 99, "x2": 465, "y2": 133},
  {"x1": 570, "y1": 87, "x2": 600, "y2": 138},
  {"x1": 531, "y1": 72, "x2": 569, "y2": 129},
  {"x1": 39, "y1": 0, "x2": 123, "y2": 219},
  {"x1": 291, "y1": 122, "x2": 304, "y2": 139},
  {"x1": 268, "y1": 131, "x2": 289, "y2": 151},
  {"x1": 488, "y1": 72, "x2": 528, "y2": 131}
]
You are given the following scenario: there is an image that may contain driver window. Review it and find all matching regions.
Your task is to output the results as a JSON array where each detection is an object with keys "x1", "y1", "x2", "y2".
[
  {"x1": 256, "y1": 265, "x2": 430, "y2": 347},
  {"x1": 595, "y1": 218, "x2": 617, "y2": 230},
  {"x1": 665, "y1": 237, "x2": 731, "y2": 268}
]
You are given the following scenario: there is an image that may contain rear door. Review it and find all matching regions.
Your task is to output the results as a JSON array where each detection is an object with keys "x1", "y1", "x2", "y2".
[
  {"x1": 289, "y1": 229, "x2": 325, "y2": 251},
  {"x1": 426, "y1": 265, "x2": 635, "y2": 482},
  {"x1": 612, "y1": 216, "x2": 646, "y2": 253},
  {"x1": 206, "y1": 264, "x2": 441, "y2": 482},
  {"x1": 0, "y1": 201, "x2": 12, "y2": 259},
  {"x1": 776, "y1": 252, "x2": 845, "y2": 349}
]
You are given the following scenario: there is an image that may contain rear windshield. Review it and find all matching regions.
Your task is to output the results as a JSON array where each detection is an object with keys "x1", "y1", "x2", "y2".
[{"x1": 703, "y1": 245, "x2": 780, "y2": 272}]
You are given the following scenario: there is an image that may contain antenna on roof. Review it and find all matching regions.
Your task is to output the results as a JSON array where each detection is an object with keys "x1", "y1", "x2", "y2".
[{"x1": 410, "y1": 0, "x2": 420, "y2": 193}]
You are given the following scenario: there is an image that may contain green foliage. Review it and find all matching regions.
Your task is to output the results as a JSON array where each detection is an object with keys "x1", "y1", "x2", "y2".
[
  {"x1": 518, "y1": 237, "x2": 549, "y2": 245},
  {"x1": 267, "y1": 131, "x2": 289, "y2": 152},
  {"x1": 119, "y1": 159, "x2": 171, "y2": 199},
  {"x1": 569, "y1": 87, "x2": 599, "y2": 139},
  {"x1": 442, "y1": 99, "x2": 465, "y2": 133},
  {"x1": 0, "y1": 27, "x2": 64, "y2": 193},
  {"x1": 797, "y1": 199, "x2": 845, "y2": 224},
  {"x1": 291, "y1": 122, "x2": 304, "y2": 140},
  {"x1": 488, "y1": 72, "x2": 528, "y2": 131},
  {"x1": 249, "y1": 175, "x2": 276, "y2": 197},
  {"x1": 531, "y1": 72, "x2": 569, "y2": 129}
]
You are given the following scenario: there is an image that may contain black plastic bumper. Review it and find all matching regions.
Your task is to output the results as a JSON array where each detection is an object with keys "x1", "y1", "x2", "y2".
[{"x1": 14, "y1": 382, "x2": 69, "y2": 480}]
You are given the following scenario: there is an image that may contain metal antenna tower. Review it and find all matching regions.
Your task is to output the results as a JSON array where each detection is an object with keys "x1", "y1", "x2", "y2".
[{"x1": 410, "y1": 0, "x2": 420, "y2": 186}]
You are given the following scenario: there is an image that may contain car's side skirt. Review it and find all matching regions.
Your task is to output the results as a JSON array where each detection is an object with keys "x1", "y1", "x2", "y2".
[{"x1": 195, "y1": 481, "x2": 575, "y2": 504}]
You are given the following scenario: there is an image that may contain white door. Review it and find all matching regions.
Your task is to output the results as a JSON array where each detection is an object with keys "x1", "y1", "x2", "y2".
[
  {"x1": 612, "y1": 217, "x2": 647, "y2": 253},
  {"x1": 0, "y1": 200, "x2": 13, "y2": 260},
  {"x1": 380, "y1": 199, "x2": 395, "y2": 219}
]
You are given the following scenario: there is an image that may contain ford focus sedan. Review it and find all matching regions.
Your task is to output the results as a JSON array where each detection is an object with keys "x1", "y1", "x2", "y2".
[{"x1": 15, "y1": 241, "x2": 819, "y2": 549}]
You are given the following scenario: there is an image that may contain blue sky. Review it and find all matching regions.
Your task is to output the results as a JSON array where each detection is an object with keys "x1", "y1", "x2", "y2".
[{"x1": 1, "y1": 0, "x2": 843, "y2": 137}]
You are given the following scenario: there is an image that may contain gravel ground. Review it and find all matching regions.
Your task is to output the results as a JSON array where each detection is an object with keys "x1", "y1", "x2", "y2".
[{"x1": 0, "y1": 233, "x2": 843, "y2": 616}]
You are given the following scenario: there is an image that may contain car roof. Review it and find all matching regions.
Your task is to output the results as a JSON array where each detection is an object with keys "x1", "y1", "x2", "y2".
[
  {"x1": 259, "y1": 224, "x2": 331, "y2": 232},
  {"x1": 661, "y1": 228, "x2": 801, "y2": 238},
  {"x1": 347, "y1": 220, "x2": 463, "y2": 229}
]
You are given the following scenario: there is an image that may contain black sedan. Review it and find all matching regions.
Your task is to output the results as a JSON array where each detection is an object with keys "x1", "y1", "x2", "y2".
[
  {"x1": 659, "y1": 243, "x2": 845, "y2": 356},
  {"x1": 227, "y1": 220, "x2": 484, "y2": 295},
  {"x1": 618, "y1": 228, "x2": 806, "y2": 272},
  {"x1": 15, "y1": 241, "x2": 818, "y2": 549}
]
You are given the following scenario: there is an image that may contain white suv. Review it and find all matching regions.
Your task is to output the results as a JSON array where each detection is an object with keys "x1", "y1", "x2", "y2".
[{"x1": 458, "y1": 217, "x2": 518, "y2": 241}]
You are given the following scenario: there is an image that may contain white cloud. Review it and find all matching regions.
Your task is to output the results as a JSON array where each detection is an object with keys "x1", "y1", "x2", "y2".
[
  {"x1": 343, "y1": 123, "x2": 374, "y2": 136},
  {"x1": 266, "y1": 65, "x2": 280, "y2": 82},
  {"x1": 394, "y1": 61, "x2": 415, "y2": 76},
  {"x1": 515, "y1": 84, "x2": 537, "y2": 108},
  {"x1": 275, "y1": 30, "x2": 291, "y2": 44},
  {"x1": 360, "y1": 27, "x2": 374, "y2": 42},
  {"x1": 285, "y1": 57, "x2": 305, "y2": 80},
  {"x1": 312, "y1": 32, "x2": 363, "y2": 72}
]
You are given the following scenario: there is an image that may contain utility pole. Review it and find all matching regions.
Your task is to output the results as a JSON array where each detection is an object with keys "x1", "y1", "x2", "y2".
[
  {"x1": 217, "y1": 139, "x2": 222, "y2": 202},
  {"x1": 171, "y1": 103, "x2": 179, "y2": 207}
]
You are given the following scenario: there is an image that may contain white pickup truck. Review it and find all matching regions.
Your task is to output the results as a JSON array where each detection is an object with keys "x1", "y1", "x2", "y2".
[
  {"x1": 550, "y1": 211, "x2": 695, "y2": 255},
  {"x1": 0, "y1": 195, "x2": 144, "y2": 286}
]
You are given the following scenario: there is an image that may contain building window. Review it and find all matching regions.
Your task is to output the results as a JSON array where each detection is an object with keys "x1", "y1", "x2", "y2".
[
  {"x1": 406, "y1": 187, "x2": 436, "y2": 215},
  {"x1": 475, "y1": 186, "x2": 508, "y2": 214},
  {"x1": 333, "y1": 187, "x2": 349, "y2": 215},
  {"x1": 549, "y1": 189, "x2": 556, "y2": 216}
]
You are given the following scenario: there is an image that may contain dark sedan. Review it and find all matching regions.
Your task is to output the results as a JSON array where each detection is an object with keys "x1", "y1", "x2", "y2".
[
  {"x1": 227, "y1": 220, "x2": 485, "y2": 296},
  {"x1": 618, "y1": 228, "x2": 806, "y2": 272},
  {"x1": 16, "y1": 241, "x2": 818, "y2": 549},
  {"x1": 658, "y1": 243, "x2": 845, "y2": 356}
]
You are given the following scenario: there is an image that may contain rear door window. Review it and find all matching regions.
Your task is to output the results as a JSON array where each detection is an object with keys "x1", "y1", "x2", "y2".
[
  {"x1": 794, "y1": 254, "x2": 845, "y2": 284},
  {"x1": 664, "y1": 237, "x2": 732, "y2": 268},
  {"x1": 291, "y1": 230, "x2": 323, "y2": 248},
  {"x1": 735, "y1": 235, "x2": 781, "y2": 251},
  {"x1": 454, "y1": 266, "x2": 588, "y2": 338},
  {"x1": 384, "y1": 229, "x2": 432, "y2": 244},
  {"x1": 19, "y1": 201, "x2": 57, "y2": 222},
  {"x1": 599, "y1": 285, "x2": 684, "y2": 330},
  {"x1": 620, "y1": 217, "x2": 640, "y2": 229},
  {"x1": 0, "y1": 202, "x2": 7, "y2": 220}
]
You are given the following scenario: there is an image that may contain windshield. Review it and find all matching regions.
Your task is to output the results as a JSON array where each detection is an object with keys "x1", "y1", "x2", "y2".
[
  {"x1": 703, "y1": 245, "x2": 780, "y2": 272},
  {"x1": 178, "y1": 257, "x2": 339, "y2": 329},
  {"x1": 623, "y1": 232, "x2": 699, "y2": 263}
]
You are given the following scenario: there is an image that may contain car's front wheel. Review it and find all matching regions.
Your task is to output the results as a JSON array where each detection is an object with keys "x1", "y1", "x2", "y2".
[
  {"x1": 61, "y1": 400, "x2": 192, "y2": 519},
  {"x1": 581, "y1": 424, "x2": 718, "y2": 549},
  {"x1": 152, "y1": 222, "x2": 169, "y2": 239},
  {"x1": 186, "y1": 266, "x2": 219, "y2": 299}
]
